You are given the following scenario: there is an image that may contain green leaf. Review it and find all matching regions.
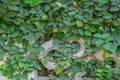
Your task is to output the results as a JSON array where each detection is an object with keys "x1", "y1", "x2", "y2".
[
  {"x1": 0, "y1": 53, "x2": 3, "y2": 60},
  {"x1": 14, "y1": 74, "x2": 22, "y2": 80},
  {"x1": 0, "y1": 64, "x2": 6, "y2": 70},
  {"x1": 37, "y1": 46, "x2": 45, "y2": 52},
  {"x1": 7, "y1": 73, "x2": 13, "y2": 78},
  {"x1": 22, "y1": 33, "x2": 34, "y2": 41},
  {"x1": 24, "y1": 0, "x2": 33, "y2": 4},
  {"x1": 34, "y1": 21, "x2": 44, "y2": 30},
  {"x1": 20, "y1": 26, "x2": 29, "y2": 33},
  {"x1": 27, "y1": 46, "x2": 37, "y2": 52},
  {"x1": 103, "y1": 43, "x2": 117, "y2": 53},
  {"x1": 93, "y1": 33, "x2": 102, "y2": 38},
  {"x1": 72, "y1": 28, "x2": 78, "y2": 34},
  {"x1": 78, "y1": 28, "x2": 84, "y2": 35},
  {"x1": 13, "y1": 20, "x2": 21, "y2": 25},
  {"x1": 0, "y1": 28, "x2": 5, "y2": 33},
  {"x1": 68, "y1": 11, "x2": 76, "y2": 16},
  {"x1": 55, "y1": 65, "x2": 63, "y2": 75},
  {"x1": 82, "y1": 0, "x2": 88, "y2": 2},
  {"x1": 33, "y1": 0, "x2": 42, "y2": 5},
  {"x1": 42, "y1": 59, "x2": 48, "y2": 64},
  {"x1": 101, "y1": 33, "x2": 110, "y2": 39},
  {"x1": 3, "y1": 45, "x2": 11, "y2": 50},
  {"x1": 109, "y1": 6, "x2": 119, "y2": 11},
  {"x1": 84, "y1": 30, "x2": 92, "y2": 36},
  {"x1": 60, "y1": 27, "x2": 69, "y2": 34},
  {"x1": 84, "y1": 24, "x2": 90, "y2": 29},
  {"x1": 97, "y1": 69, "x2": 103, "y2": 73},
  {"x1": 53, "y1": 39, "x2": 61, "y2": 46},
  {"x1": 89, "y1": 26, "x2": 97, "y2": 32},
  {"x1": 42, "y1": 14, "x2": 48, "y2": 20},
  {"x1": 12, "y1": 31, "x2": 19, "y2": 37},
  {"x1": 66, "y1": 66, "x2": 80, "y2": 73},
  {"x1": 103, "y1": 13, "x2": 113, "y2": 19},
  {"x1": 57, "y1": 75, "x2": 70, "y2": 80},
  {"x1": 18, "y1": 62, "x2": 24, "y2": 68},
  {"x1": 26, "y1": 67, "x2": 33, "y2": 72},
  {"x1": 99, "y1": 0, "x2": 109, "y2": 4},
  {"x1": 60, "y1": 60, "x2": 71, "y2": 66},
  {"x1": 30, "y1": 78, "x2": 35, "y2": 80},
  {"x1": 76, "y1": 20, "x2": 83, "y2": 27},
  {"x1": 56, "y1": 2, "x2": 65, "y2": 8},
  {"x1": 45, "y1": 5, "x2": 51, "y2": 12},
  {"x1": 9, "y1": 0, "x2": 20, "y2": 5},
  {"x1": 114, "y1": 34, "x2": 120, "y2": 45},
  {"x1": 113, "y1": 68, "x2": 119, "y2": 74},
  {"x1": 95, "y1": 39, "x2": 104, "y2": 45}
]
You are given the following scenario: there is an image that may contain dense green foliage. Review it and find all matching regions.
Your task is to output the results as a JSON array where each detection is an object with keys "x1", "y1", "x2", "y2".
[{"x1": 0, "y1": 0, "x2": 120, "y2": 80}]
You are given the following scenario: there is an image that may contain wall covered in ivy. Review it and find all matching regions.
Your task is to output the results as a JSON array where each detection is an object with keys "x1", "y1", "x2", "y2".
[{"x1": 0, "y1": 0, "x2": 120, "y2": 80}]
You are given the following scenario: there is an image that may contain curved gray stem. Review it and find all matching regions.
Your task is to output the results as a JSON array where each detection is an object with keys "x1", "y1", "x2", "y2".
[
  {"x1": 72, "y1": 39, "x2": 85, "y2": 58},
  {"x1": 75, "y1": 72, "x2": 86, "y2": 80},
  {"x1": 40, "y1": 40, "x2": 57, "y2": 70},
  {"x1": 39, "y1": 39, "x2": 85, "y2": 70}
]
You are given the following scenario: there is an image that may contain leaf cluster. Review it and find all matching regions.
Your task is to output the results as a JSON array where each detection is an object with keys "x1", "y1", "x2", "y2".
[{"x1": 0, "y1": 0, "x2": 120, "y2": 79}]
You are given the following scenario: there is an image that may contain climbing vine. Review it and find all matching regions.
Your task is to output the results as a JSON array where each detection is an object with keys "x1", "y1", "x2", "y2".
[{"x1": 0, "y1": 0, "x2": 120, "y2": 80}]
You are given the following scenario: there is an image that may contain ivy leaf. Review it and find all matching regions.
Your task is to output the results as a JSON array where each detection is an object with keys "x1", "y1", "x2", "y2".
[
  {"x1": 93, "y1": 33, "x2": 102, "y2": 38},
  {"x1": 84, "y1": 30, "x2": 92, "y2": 36},
  {"x1": 57, "y1": 75, "x2": 70, "y2": 80},
  {"x1": 60, "y1": 27, "x2": 69, "y2": 34},
  {"x1": 84, "y1": 24, "x2": 90, "y2": 29},
  {"x1": 14, "y1": 74, "x2": 22, "y2": 80},
  {"x1": 13, "y1": 20, "x2": 21, "y2": 25},
  {"x1": 56, "y1": 2, "x2": 65, "y2": 8},
  {"x1": 103, "y1": 43, "x2": 117, "y2": 53},
  {"x1": 55, "y1": 65, "x2": 63, "y2": 75},
  {"x1": 95, "y1": 39, "x2": 104, "y2": 45},
  {"x1": 3, "y1": 45, "x2": 11, "y2": 50},
  {"x1": 27, "y1": 46, "x2": 37, "y2": 52},
  {"x1": 82, "y1": 0, "x2": 88, "y2": 2},
  {"x1": 0, "y1": 53, "x2": 3, "y2": 60},
  {"x1": 113, "y1": 68, "x2": 119, "y2": 74},
  {"x1": 42, "y1": 14, "x2": 48, "y2": 20},
  {"x1": 34, "y1": 21, "x2": 44, "y2": 30},
  {"x1": 0, "y1": 28, "x2": 5, "y2": 34},
  {"x1": 114, "y1": 34, "x2": 120, "y2": 45},
  {"x1": 89, "y1": 26, "x2": 97, "y2": 32},
  {"x1": 78, "y1": 28, "x2": 84, "y2": 35},
  {"x1": 109, "y1": 6, "x2": 119, "y2": 11},
  {"x1": 66, "y1": 66, "x2": 80, "y2": 73},
  {"x1": 99, "y1": 0, "x2": 109, "y2": 4},
  {"x1": 22, "y1": 33, "x2": 34, "y2": 41},
  {"x1": 23, "y1": 0, "x2": 33, "y2": 4},
  {"x1": 33, "y1": 0, "x2": 42, "y2": 5},
  {"x1": 37, "y1": 46, "x2": 45, "y2": 52},
  {"x1": 60, "y1": 60, "x2": 71, "y2": 66},
  {"x1": 0, "y1": 64, "x2": 6, "y2": 70},
  {"x1": 12, "y1": 31, "x2": 19, "y2": 37},
  {"x1": 72, "y1": 28, "x2": 78, "y2": 34},
  {"x1": 18, "y1": 62, "x2": 24, "y2": 68},
  {"x1": 53, "y1": 39, "x2": 61, "y2": 46},
  {"x1": 20, "y1": 26, "x2": 29, "y2": 33},
  {"x1": 45, "y1": 5, "x2": 51, "y2": 12},
  {"x1": 76, "y1": 20, "x2": 83, "y2": 27},
  {"x1": 68, "y1": 11, "x2": 76, "y2": 16},
  {"x1": 103, "y1": 13, "x2": 113, "y2": 19},
  {"x1": 101, "y1": 33, "x2": 110, "y2": 39}
]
